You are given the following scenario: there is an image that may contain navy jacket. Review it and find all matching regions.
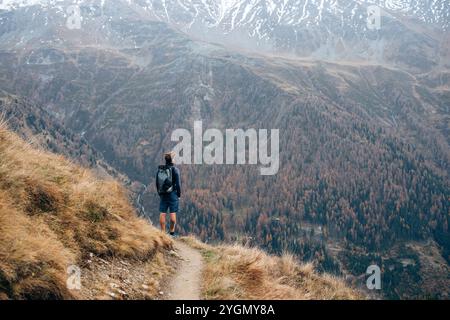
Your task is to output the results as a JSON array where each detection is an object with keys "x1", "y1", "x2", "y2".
[{"x1": 156, "y1": 163, "x2": 181, "y2": 198}]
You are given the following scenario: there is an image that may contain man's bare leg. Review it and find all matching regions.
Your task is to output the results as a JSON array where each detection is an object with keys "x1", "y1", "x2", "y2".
[
  {"x1": 159, "y1": 213, "x2": 166, "y2": 232},
  {"x1": 169, "y1": 213, "x2": 177, "y2": 234}
]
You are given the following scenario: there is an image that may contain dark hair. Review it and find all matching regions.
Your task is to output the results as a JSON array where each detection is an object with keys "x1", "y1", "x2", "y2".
[{"x1": 164, "y1": 153, "x2": 173, "y2": 164}]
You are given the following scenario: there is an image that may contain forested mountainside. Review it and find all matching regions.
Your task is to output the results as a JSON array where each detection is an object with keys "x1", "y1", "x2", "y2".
[
  {"x1": 0, "y1": 91, "x2": 139, "y2": 201},
  {"x1": 0, "y1": 1, "x2": 449, "y2": 299},
  {"x1": 1, "y1": 92, "x2": 109, "y2": 170},
  {"x1": 0, "y1": 122, "x2": 360, "y2": 300}
]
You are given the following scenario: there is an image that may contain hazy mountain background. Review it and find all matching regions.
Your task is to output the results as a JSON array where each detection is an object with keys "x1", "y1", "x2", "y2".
[{"x1": 0, "y1": 0, "x2": 449, "y2": 299}]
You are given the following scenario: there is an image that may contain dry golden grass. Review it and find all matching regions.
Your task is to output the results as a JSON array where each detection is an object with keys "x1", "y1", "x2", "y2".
[
  {"x1": 0, "y1": 121, "x2": 172, "y2": 299},
  {"x1": 181, "y1": 236, "x2": 364, "y2": 300}
]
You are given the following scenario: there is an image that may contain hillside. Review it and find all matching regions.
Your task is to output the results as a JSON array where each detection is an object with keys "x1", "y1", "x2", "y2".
[
  {"x1": 0, "y1": 119, "x2": 173, "y2": 299},
  {"x1": 0, "y1": 91, "x2": 149, "y2": 215},
  {"x1": 0, "y1": 92, "x2": 118, "y2": 174},
  {"x1": 0, "y1": 122, "x2": 360, "y2": 300},
  {"x1": 181, "y1": 237, "x2": 362, "y2": 300},
  {"x1": 0, "y1": 1, "x2": 448, "y2": 299}
]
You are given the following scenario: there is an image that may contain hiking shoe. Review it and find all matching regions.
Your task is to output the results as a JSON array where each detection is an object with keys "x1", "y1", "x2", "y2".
[{"x1": 169, "y1": 232, "x2": 178, "y2": 239}]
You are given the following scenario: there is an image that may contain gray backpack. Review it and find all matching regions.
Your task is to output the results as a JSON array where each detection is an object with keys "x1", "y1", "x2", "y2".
[{"x1": 157, "y1": 166, "x2": 173, "y2": 195}]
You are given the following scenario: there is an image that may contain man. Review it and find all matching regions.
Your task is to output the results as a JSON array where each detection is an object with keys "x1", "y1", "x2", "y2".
[{"x1": 156, "y1": 151, "x2": 181, "y2": 237}]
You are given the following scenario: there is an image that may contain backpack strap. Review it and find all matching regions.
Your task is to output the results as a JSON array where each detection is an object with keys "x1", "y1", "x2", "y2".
[{"x1": 169, "y1": 166, "x2": 175, "y2": 185}]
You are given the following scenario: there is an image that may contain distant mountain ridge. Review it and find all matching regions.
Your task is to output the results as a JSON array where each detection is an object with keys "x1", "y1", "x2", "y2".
[
  {"x1": 1, "y1": 1, "x2": 448, "y2": 30},
  {"x1": 1, "y1": 0, "x2": 448, "y2": 72}
]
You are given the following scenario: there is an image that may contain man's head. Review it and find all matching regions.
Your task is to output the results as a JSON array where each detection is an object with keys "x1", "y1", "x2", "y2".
[{"x1": 164, "y1": 151, "x2": 176, "y2": 164}]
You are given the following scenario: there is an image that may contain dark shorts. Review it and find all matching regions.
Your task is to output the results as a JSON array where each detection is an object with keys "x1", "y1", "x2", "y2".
[{"x1": 159, "y1": 192, "x2": 179, "y2": 213}]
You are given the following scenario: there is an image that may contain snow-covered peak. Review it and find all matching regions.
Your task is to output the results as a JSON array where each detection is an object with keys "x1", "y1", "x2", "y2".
[
  {"x1": 1, "y1": 1, "x2": 448, "y2": 32},
  {"x1": 1, "y1": 0, "x2": 448, "y2": 61},
  {"x1": 221, "y1": 0, "x2": 240, "y2": 11},
  {"x1": 0, "y1": 0, "x2": 447, "y2": 73},
  {"x1": 0, "y1": 0, "x2": 42, "y2": 10},
  {"x1": 1, "y1": 1, "x2": 448, "y2": 25}
]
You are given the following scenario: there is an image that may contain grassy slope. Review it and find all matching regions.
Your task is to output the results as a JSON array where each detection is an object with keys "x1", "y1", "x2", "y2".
[
  {"x1": 182, "y1": 237, "x2": 363, "y2": 300},
  {"x1": 0, "y1": 121, "x2": 172, "y2": 299}
]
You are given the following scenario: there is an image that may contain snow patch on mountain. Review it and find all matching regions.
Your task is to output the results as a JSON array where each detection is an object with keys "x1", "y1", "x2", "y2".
[{"x1": 1, "y1": 1, "x2": 448, "y2": 43}]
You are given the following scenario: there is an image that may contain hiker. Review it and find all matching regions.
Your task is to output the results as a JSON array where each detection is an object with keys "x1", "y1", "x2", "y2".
[{"x1": 156, "y1": 151, "x2": 181, "y2": 237}]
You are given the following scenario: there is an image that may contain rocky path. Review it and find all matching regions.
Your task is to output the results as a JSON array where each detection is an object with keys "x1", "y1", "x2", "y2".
[{"x1": 167, "y1": 241, "x2": 204, "y2": 300}]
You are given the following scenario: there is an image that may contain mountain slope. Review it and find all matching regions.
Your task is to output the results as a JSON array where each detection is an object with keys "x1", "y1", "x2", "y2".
[
  {"x1": 0, "y1": 123, "x2": 361, "y2": 300},
  {"x1": 0, "y1": 92, "x2": 118, "y2": 174},
  {"x1": 0, "y1": 92, "x2": 153, "y2": 215},
  {"x1": 1, "y1": 0, "x2": 448, "y2": 72},
  {"x1": 145, "y1": 0, "x2": 450, "y2": 72},
  {"x1": 182, "y1": 237, "x2": 362, "y2": 300},
  {"x1": 0, "y1": 120, "x2": 173, "y2": 299}
]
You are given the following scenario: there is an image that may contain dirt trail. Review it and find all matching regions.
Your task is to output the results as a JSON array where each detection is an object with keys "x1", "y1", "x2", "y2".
[{"x1": 167, "y1": 241, "x2": 204, "y2": 300}]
